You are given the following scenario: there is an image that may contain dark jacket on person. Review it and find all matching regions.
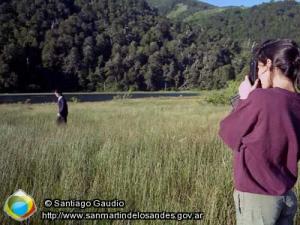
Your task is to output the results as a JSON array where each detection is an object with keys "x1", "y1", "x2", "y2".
[{"x1": 58, "y1": 95, "x2": 68, "y2": 118}]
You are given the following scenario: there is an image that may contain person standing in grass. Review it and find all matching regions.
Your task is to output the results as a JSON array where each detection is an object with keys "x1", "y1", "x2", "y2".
[
  {"x1": 219, "y1": 39, "x2": 300, "y2": 225},
  {"x1": 54, "y1": 89, "x2": 68, "y2": 124}
]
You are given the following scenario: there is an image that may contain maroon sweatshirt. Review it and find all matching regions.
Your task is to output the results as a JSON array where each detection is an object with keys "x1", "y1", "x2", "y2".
[{"x1": 219, "y1": 87, "x2": 300, "y2": 195}]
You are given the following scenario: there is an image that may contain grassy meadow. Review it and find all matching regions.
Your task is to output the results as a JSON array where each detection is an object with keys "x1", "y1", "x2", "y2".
[{"x1": 0, "y1": 95, "x2": 299, "y2": 225}]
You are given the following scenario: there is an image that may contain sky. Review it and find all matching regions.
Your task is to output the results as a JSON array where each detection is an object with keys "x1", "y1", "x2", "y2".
[{"x1": 200, "y1": 0, "x2": 297, "y2": 7}]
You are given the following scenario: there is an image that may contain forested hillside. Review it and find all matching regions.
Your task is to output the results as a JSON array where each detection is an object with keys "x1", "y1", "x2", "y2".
[
  {"x1": 194, "y1": 1, "x2": 300, "y2": 41},
  {"x1": 146, "y1": 0, "x2": 216, "y2": 20},
  {"x1": 1, "y1": 0, "x2": 300, "y2": 92}
]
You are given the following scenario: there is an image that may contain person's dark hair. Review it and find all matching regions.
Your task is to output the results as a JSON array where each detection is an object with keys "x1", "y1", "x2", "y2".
[
  {"x1": 253, "y1": 39, "x2": 300, "y2": 90},
  {"x1": 54, "y1": 89, "x2": 62, "y2": 95}
]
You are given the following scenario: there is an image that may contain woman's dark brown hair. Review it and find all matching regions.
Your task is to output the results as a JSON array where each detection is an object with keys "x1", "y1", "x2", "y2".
[{"x1": 254, "y1": 39, "x2": 300, "y2": 90}]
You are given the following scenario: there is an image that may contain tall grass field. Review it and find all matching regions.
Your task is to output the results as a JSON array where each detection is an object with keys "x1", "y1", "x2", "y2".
[{"x1": 0, "y1": 96, "x2": 299, "y2": 224}]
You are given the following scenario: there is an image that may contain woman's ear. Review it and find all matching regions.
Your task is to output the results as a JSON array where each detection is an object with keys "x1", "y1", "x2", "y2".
[{"x1": 266, "y1": 59, "x2": 272, "y2": 69}]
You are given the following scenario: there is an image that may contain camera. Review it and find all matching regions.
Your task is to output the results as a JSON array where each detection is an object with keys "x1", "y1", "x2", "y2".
[
  {"x1": 230, "y1": 57, "x2": 260, "y2": 108},
  {"x1": 249, "y1": 58, "x2": 258, "y2": 85}
]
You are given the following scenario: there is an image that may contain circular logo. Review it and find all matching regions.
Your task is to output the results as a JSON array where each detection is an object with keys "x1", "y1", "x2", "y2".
[{"x1": 3, "y1": 189, "x2": 37, "y2": 221}]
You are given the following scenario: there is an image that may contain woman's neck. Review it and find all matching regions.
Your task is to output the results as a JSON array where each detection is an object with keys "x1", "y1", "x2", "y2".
[{"x1": 271, "y1": 72, "x2": 296, "y2": 92}]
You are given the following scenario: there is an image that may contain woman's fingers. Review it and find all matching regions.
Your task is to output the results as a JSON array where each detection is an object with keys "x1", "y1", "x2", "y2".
[{"x1": 251, "y1": 79, "x2": 260, "y2": 90}]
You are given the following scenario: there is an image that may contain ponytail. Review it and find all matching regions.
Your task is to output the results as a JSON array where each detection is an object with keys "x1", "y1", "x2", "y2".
[{"x1": 293, "y1": 51, "x2": 300, "y2": 92}]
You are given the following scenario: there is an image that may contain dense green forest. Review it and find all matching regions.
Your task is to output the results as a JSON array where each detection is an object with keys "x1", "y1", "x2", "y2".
[{"x1": 0, "y1": 0, "x2": 300, "y2": 92}]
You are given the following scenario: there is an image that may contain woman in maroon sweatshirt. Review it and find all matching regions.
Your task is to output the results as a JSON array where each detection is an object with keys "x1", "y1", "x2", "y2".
[{"x1": 219, "y1": 39, "x2": 300, "y2": 225}]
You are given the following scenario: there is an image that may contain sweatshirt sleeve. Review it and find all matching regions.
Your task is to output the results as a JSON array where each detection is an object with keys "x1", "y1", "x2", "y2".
[{"x1": 218, "y1": 91, "x2": 262, "y2": 151}]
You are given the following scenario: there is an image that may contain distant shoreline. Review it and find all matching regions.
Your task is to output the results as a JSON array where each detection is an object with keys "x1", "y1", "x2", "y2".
[{"x1": 0, "y1": 92, "x2": 200, "y2": 104}]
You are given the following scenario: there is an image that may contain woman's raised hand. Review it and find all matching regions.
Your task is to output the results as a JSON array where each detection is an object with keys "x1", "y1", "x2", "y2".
[{"x1": 239, "y1": 75, "x2": 260, "y2": 99}]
